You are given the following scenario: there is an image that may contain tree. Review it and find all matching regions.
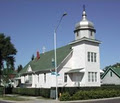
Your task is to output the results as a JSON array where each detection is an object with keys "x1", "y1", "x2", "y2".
[
  {"x1": 17, "y1": 65, "x2": 23, "y2": 73},
  {"x1": 0, "y1": 33, "x2": 17, "y2": 85},
  {"x1": 31, "y1": 54, "x2": 34, "y2": 61}
]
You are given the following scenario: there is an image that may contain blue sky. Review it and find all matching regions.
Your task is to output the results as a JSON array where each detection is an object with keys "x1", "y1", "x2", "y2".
[{"x1": 0, "y1": 0, "x2": 120, "y2": 69}]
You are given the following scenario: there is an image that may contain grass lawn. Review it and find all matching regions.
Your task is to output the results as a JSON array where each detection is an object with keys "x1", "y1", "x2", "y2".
[{"x1": 0, "y1": 95, "x2": 30, "y2": 101}]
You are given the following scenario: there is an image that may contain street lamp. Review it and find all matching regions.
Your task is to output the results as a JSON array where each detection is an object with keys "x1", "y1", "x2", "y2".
[{"x1": 54, "y1": 12, "x2": 67, "y2": 100}]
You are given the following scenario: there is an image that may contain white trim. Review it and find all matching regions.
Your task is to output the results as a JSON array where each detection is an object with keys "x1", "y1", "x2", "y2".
[{"x1": 57, "y1": 50, "x2": 73, "y2": 70}]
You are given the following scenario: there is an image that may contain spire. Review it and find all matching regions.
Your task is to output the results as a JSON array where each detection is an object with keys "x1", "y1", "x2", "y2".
[{"x1": 82, "y1": 5, "x2": 87, "y2": 20}]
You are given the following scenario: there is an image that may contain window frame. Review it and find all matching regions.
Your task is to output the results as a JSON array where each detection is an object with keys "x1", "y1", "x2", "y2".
[
  {"x1": 94, "y1": 53, "x2": 97, "y2": 62},
  {"x1": 88, "y1": 52, "x2": 90, "y2": 62},
  {"x1": 64, "y1": 73, "x2": 67, "y2": 83},
  {"x1": 44, "y1": 73, "x2": 46, "y2": 83},
  {"x1": 88, "y1": 72, "x2": 91, "y2": 82},
  {"x1": 110, "y1": 71, "x2": 112, "y2": 77}
]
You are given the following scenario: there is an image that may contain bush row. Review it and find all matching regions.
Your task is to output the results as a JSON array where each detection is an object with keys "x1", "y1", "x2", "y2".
[
  {"x1": 56, "y1": 85, "x2": 120, "y2": 96},
  {"x1": 0, "y1": 87, "x2": 4, "y2": 95},
  {"x1": 12, "y1": 88, "x2": 50, "y2": 98},
  {"x1": 12, "y1": 85, "x2": 120, "y2": 100},
  {"x1": 60, "y1": 89, "x2": 120, "y2": 101}
]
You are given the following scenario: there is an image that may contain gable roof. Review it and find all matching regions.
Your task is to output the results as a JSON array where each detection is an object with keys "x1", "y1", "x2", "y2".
[
  {"x1": 101, "y1": 67, "x2": 120, "y2": 79},
  {"x1": 20, "y1": 45, "x2": 72, "y2": 74}
]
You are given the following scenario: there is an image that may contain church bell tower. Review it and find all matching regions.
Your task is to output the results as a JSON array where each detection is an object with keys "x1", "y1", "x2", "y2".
[{"x1": 70, "y1": 5, "x2": 101, "y2": 87}]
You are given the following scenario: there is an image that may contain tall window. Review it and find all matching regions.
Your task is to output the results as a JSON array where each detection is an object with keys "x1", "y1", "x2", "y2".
[
  {"x1": 90, "y1": 31, "x2": 93, "y2": 37},
  {"x1": 88, "y1": 52, "x2": 90, "y2": 62},
  {"x1": 88, "y1": 72, "x2": 97, "y2": 82},
  {"x1": 44, "y1": 73, "x2": 46, "y2": 83},
  {"x1": 92, "y1": 72, "x2": 94, "y2": 82},
  {"x1": 95, "y1": 72, "x2": 97, "y2": 82},
  {"x1": 110, "y1": 71, "x2": 112, "y2": 77},
  {"x1": 77, "y1": 32, "x2": 79, "y2": 37},
  {"x1": 64, "y1": 73, "x2": 67, "y2": 82},
  {"x1": 91, "y1": 52, "x2": 93, "y2": 62},
  {"x1": 87, "y1": 52, "x2": 97, "y2": 62},
  {"x1": 28, "y1": 75, "x2": 32, "y2": 83},
  {"x1": 38, "y1": 74, "x2": 39, "y2": 83},
  {"x1": 94, "y1": 53, "x2": 97, "y2": 62},
  {"x1": 88, "y1": 72, "x2": 90, "y2": 82}
]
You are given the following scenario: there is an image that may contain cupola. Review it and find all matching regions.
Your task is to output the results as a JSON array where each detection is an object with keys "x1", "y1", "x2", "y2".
[{"x1": 74, "y1": 5, "x2": 96, "y2": 40}]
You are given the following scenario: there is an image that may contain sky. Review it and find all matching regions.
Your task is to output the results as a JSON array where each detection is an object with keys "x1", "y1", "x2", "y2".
[{"x1": 0, "y1": 0, "x2": 120, "y2": 69}]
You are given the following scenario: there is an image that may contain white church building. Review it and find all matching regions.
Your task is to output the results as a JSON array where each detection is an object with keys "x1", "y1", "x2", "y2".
[{"x1": 19, "y1": 7, "x2": 102, "y2": 88}]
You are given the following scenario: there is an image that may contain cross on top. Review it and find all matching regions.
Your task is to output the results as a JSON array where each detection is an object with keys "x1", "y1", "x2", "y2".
[{"x1": 83, "y1": 5, "x2": 86, "y2": 11}]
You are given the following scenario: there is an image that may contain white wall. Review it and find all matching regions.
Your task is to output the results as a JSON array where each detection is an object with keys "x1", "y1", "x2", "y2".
[
  {"x1": 21, "y1": 76, "x2": 24, "y2": 83},
  {"x1": 75, "y1": 30, "x2": 95, "y2": 40},
  {"x1": 72, "y1": 43, "x2": 86, "y2": 69},
  {"x1": 20, "y1": 40, "x2": 101, "y2": 88},
  {"x1": 85, "y1": 43, "x2": 101, "y2": 86}
]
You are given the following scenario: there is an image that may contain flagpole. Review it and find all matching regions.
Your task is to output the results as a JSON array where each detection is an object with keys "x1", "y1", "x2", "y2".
[{"x1": 54, "y1": 12, "x2": 67, "y2": 100}]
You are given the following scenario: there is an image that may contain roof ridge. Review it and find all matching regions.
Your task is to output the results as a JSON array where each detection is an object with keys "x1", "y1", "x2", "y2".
[{"x1": 39, "y1": 44, "x2": 71, "y2": 55}]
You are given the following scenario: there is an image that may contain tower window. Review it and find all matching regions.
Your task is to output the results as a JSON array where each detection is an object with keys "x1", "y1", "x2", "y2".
[
  {"x1": 91, "y1": 31, "x2": 93, "y2": 36},
  {"x1": 92, "y1": 72, "x2": 94, "y2": 82},
  {"x1": 88, "y1": 52, "x2": 90, "y2": 62},
  {"x1": 88, "y1": 72, "x2": 90, "y2": 82},
  {"x1": 87, "y1": 52, "x2": 97, "y2": 62},
  {"x1": 91, "y1": 52, "x2": 93, "y2": 62},
  {"x1": 94, "y1": 53, "x2": 97, "y2": 62},
  {"x1": 95, "y1": 72, "x2": 97, "y2": 82},
  {"x1": 77, "y1": 32, "x2": 79, "y2": 37},
  {"x1": 88, "y1": 72, "x2": 97, "y2": 82}
]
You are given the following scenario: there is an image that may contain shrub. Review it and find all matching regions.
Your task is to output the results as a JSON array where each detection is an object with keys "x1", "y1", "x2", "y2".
[
  {"x1": 71, "y1": 89, "x2": 120, "y2": 101},
  {"x1": 40, "y1": 88, "x2": 50, "y2": 98},
  {"x1": 12, "y1": 88, "x2": 50, "y2": 98},
  {"x1": 12, "y1": 88, "x2": 40, "y2": 96},
  {"x1": 5, "y1": 87, "x2": 13, "y2": 94},
  {"x1": 59, "y1": 92, "x2": 71, "y2": 101},
  {"x1": 60, "y1": 88, "x2": 120, "y2": 101},
  {"x1": 0, "y1": 87, "x2": 4, "y2": 95}
]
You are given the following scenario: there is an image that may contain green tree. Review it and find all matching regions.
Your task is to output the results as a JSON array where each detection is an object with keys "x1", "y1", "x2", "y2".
[
  {"x1": 31, "y1": 54, "x2": 34, "y2": 61},
  {"x1": 0, "y1": 33, "x2": 17, "y2": 85},
  {"x1": 17, "y1": 65, "x2": 23, "y2": 73}
]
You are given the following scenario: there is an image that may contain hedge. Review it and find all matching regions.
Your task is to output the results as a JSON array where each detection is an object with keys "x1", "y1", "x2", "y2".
[
  {"x1": 57, "y1": 85, "x2": 120, "y2": 96},
  {"x1": 12, "y1": 85, "x2": 120, "y2": 100},
  {"x1": 12, "y1": 88, "x2": 50, "y2": 98},
  {"x1": 60, "y1": 87, "x2": 120, "y2": 101},
  {"x1": 0, "y1": 87, "x2": 4, "y2": 95}
]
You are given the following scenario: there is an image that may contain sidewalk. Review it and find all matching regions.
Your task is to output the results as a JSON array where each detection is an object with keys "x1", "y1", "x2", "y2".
[
  {"x1": 0, "y1": 94, "x2": 66, "y2": 103},
  {"x1": 1, "y1": 95, "x2": 120, "y2": 103}
]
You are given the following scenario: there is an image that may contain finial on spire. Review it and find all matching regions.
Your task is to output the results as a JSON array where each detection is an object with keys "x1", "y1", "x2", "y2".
[
  {"x1": 82, "y1": 5, "x2": 87, "y2": 20},
  {"x1": 83, "y1": 5, "x2": 85, "y2": 11}
]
